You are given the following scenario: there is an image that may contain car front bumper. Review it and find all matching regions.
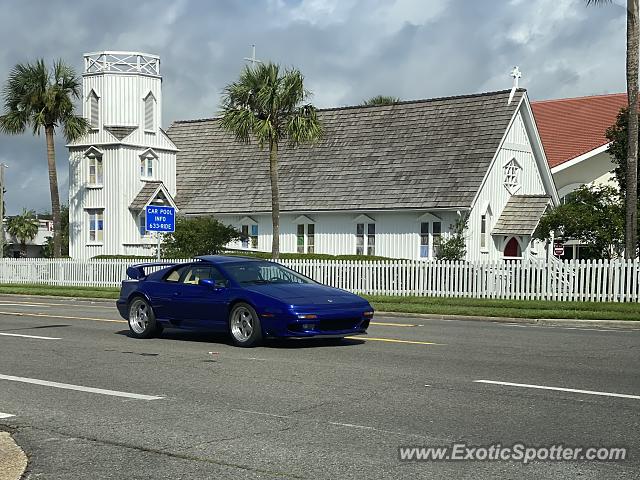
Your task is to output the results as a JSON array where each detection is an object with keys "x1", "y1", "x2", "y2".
[
  {"x1": 116, "y1": 300, "x2": 128, "y2": 320},
  {"x1": 261, "y1": 307, "x2": 372, "y2": 338}
]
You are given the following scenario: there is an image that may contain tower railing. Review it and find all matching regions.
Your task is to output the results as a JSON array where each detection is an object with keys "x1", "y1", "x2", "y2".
[{"x1": 84, "y1": 51, "x2": 160, "y2": 76}]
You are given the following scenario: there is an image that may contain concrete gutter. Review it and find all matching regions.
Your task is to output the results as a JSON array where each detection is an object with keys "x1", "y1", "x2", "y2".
[
  {"x1": 377, "y1": 311, "x2": 640, "y2": 330},
  {"x1": 0, "y1": 432, "x2": 27, "y2": 480}
]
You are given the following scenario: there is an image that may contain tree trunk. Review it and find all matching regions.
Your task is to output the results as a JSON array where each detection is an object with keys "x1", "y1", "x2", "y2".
[
  {"x1": 626, "y1": 0, "x2": 639, "y2": 259},
  {"x1": 45, "y1": 125, "x2": 62, "y2": 258},
  {"x1": 269, "y1": 140, "x2": 280, "y2": 259}
]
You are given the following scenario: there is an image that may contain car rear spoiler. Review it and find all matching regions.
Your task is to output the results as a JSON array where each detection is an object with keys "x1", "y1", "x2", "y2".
[{"x1": 126, "y1": 262, "x2": 179, "y2": 280}]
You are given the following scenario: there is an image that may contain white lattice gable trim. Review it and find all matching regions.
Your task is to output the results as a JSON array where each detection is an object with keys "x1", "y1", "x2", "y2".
[
  {"x1": 352, "y1": 214, "x2": 376, "y2": 223},
  {"x1": 87, "y1": 88, "x2": 100, "y2": 100},
  {"x1": 239, "y1": 216, "x2": 258, "y2": 225},
  {"x1": 83, "y1": 146, "x2": 103, "y2": 157},
  {"x1": 139, "y1": 148, "x2": 159, "y2": 159},
  {"x1": 416, "y1": 212, "x2": 442, "y2": 222},
  {"x1": 144, "y1": 184, "x2": 177, "y2": 210},
  {"x1": 293, "y1": 214, "x2": 315, "y2": 224},
  {"x1": 503, "y1": 157, "x2": 522, "y2": 195}
]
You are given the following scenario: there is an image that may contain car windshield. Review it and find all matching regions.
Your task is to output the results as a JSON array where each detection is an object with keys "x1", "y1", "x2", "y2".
[{"x1": 224, "y1": 261, "x2": 315, "y2": 286}]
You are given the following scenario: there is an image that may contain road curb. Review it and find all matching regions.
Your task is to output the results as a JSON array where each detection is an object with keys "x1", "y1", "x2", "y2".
[
  {"x1": 376, "y1": 311, "x2": 640, "y2": 330},
  {"x1": 0, "y1": 431, "x2": 27, "y2": 480}
]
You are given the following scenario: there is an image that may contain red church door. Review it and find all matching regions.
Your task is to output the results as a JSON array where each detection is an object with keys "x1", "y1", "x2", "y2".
[{"x1": 504, "y1": 237, "x2": 521, "y2": 257}]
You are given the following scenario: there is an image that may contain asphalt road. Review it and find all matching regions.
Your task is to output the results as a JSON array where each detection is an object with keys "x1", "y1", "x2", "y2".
[{"x1": 0, "y1": 294, "x2": 638, "y2": 479}]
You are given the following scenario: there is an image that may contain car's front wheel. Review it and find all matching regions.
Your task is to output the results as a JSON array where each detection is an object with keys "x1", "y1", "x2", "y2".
[
  {"x1": 229, "y1": 303, "x2": 263, "y2": 347},
  {"x1": 128, "y1": 297, "x2": 161, "y2": 339}
]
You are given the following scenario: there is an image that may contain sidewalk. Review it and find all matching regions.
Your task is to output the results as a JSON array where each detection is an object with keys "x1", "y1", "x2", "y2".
[{"x1": 0, "y1": 432, "x2": 27, "y2": 480}]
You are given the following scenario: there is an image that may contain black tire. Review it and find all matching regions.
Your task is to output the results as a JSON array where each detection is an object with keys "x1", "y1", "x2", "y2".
[
  {"x1": 228, "y1": 303, "x2": 263, "y2": 347},
  {"x1": 128, "y1": 297, "x2": 160, "y2": 339}
]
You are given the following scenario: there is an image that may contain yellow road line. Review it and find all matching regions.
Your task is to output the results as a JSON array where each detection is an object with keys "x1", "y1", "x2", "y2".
[
  {"x1": 370, "y1": 321, "x2": 418, "y2": 327},
  {"x1": 0, "y1": 311, "x2": 126, "y2": 324},
  {"x1": 0, "y1": 311, "x2": 441, "y2": 345},
  {"x1": 347, "y1": 336, "x2": 443, "y2": 345}
]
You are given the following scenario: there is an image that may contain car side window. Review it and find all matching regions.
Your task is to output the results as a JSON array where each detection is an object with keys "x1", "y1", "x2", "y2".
[
  {"x1": 179, "y1": 265, "x2": 228, "y2": 286},
  {"x1": 164, "y1": 265, "x2": 188, "y2": 282}
]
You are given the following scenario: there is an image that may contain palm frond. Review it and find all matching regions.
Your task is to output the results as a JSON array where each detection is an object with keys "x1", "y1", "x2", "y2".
[
  {"x1": 286, "y1": 104, "x2": 323, "y2": 146},
  {"x1": 219, "y1": 61, "x2": 322, "y2": 149},
  {"x1": 62, "y1": 114, "x2": 90, "y2": 142},
  {"x1": 0, "y1": 110, "x2": 28, "y2": 134}
]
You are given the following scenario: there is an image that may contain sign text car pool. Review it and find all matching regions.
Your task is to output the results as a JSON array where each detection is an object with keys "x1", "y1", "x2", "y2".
[{"x1": 145, "y1": 206, "x2": 175, "y2": 233}]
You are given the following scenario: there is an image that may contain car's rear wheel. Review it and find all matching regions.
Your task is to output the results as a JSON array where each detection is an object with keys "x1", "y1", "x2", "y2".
[
  {"x1": 229, "y1": 303, "x2": 262, "y2": 347},
  {"x1": 128, "y1": 297, "x2": 161, "y2": 339}
]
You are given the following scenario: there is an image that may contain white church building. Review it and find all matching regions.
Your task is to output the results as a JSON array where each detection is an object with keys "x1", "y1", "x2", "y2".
[{"x1": 68, "y1": 51, "x2": 559, "y2": 261}]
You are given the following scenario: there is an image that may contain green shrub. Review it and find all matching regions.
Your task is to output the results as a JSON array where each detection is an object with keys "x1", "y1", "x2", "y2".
[{"x1": 161, "y1": 217, "x2": 243, "y2": 258}]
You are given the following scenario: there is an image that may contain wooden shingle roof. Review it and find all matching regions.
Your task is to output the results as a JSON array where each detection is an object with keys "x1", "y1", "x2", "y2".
[
  {"x1": 167, "y1": 89, "x2": 525, "y2": 215},
  {"x1": 129, "y1": 181, "x2": 164, "y2": 211},
  {"x1": 492, "y1": 195, "x2": 550, "y2": 236}
]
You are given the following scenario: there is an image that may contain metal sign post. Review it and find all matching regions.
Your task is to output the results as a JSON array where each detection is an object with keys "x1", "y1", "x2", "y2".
[{"x1": 145, "y1": 205, "x2": 176, "y2": 260}]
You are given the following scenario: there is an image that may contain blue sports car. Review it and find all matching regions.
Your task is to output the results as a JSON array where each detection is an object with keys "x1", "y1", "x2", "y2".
[{"x1": 116, "y1": 255, "x2": 373, "y2": 347}]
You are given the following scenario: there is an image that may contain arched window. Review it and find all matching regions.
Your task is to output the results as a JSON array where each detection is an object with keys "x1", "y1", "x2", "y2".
[
  {"x1": 503, "y1": 158, "x2": 521, "y2": 195},
  {"x1": 88, "y1": 90, "x2": 99, "y2": 129},
  {"x1": 140, "y1": 156, "x2": 154, "y2": 179},
  {"x1": 144, "y1": 92, "x2": 156, "y2": 131},
  {"x1": 480, "y1": 204, "x2": 492, "y2": 251},
  {"x1": 139, "y1": 149, "x2": 158, "y2": 179},
  {"x1": 87, "y1": 153, "x2": 103, "y2": 185}
]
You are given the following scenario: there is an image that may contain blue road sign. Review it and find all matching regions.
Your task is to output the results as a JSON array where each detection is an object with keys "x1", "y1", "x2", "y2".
[{"x1": 145, "y1": 206, "x2": 175, "y2": 233}]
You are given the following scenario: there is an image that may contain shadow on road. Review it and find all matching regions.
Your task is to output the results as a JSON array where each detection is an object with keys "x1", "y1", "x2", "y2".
[{"x1": 114, "y1": 329, "x2": 365, "y2": 349}]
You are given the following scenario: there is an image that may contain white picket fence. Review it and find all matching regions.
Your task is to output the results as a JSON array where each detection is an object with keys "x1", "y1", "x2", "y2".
[{"x1": 0, "y1": 257, "x2": 639, "y2": 302}]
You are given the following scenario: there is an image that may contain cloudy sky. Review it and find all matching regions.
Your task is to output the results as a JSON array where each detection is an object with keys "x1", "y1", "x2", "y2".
[{"x1": 0, "y1": 0, "x2": 628, "y2": 214}]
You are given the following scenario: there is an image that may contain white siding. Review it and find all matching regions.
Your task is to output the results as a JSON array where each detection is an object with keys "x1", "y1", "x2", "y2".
[
  {"x1": 69, "y1": 53, "x2": 177, "y2": 259},
  {"x1": 468, "y1": 105, "x2": 551, "y2": 261},
  {"x1": 219, "y1": 211, "x2": 458, "y2": 260}
]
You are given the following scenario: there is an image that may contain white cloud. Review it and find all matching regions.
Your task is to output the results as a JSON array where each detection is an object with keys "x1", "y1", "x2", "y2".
[{"x1": 0, "y1": 0, "x2": 628, "y2": 214}]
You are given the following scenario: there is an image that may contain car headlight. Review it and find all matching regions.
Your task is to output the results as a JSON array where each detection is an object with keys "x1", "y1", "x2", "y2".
[
  {"x1": 297, "y1": 314, "x2": 318, "y2": 319},
  {"x1": 363, "y1": 311, "x2": 374, "y2": 318}
]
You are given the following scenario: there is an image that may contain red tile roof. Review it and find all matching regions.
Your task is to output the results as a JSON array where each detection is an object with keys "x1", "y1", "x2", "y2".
[{"x1": 531, "y1": 93, "x2": 627, "y2": 168}]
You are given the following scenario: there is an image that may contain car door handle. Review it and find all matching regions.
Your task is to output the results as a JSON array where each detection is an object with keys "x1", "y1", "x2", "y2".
[{"x1": 173, "y1": 292, "x2": 180, "y2": 296}]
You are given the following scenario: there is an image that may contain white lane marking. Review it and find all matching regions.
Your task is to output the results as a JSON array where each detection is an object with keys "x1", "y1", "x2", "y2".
[
  {"x1": 231, "y1": 408, "x2": 291, "y2": 419},
  {"x1": 0, "y1": 374, "x2": 163, "y2": 401},
  {"x1": 329, "y1": 422, "x2": 374, "y2": 430},
  {"x1": 475, "y1": 380, "x2": 640, "y2": 400},
  {"x1": 0, "y1": 412, "x2": 15, "y2": 419},
  {"x1": 0, "y1": 332, "x2": 60, "y2": 340}
]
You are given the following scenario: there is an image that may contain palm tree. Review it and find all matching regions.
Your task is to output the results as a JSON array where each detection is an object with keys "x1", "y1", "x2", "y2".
[
  {"x1": 220, "y1": 62, "x2": 323, "y2": 259},
  {"x1": 0, "y1": 59, "x2": 89, "y2": 258},
  {"x1": 588, "y1": 0, "x2": 638, "y2": 258},
  {"x1": 361, "y1": 95, "x2": 401, "y2": 106},
  {"x1": 7, "y1": 209, "x2": 38, "y2": 257}
]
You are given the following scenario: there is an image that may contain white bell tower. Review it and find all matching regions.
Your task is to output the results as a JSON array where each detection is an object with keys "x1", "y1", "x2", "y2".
[{"x1": 68, "y1": 52, "x2": 177, "y2": 259}]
